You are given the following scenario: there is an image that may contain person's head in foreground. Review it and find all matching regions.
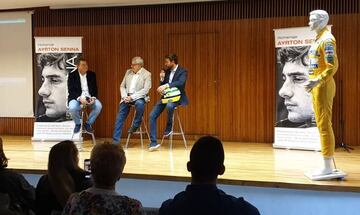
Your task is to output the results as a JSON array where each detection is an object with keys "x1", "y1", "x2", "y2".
[
  {"x1": 63, "y1": 143, "x2": 144, "y2": 215},
  {"x1": 187, "y1": 136, "x2": 225, "y2": 184},
  {"x1": 159, "y1": 136, "x2": 260, "y2": 215},
  {"x1": 47, "y1": 140, "x2": 81, "y2": 206},
  {"x1": 0, "y1": 137, "x2": 8, "y2": 170},
  {"x1": 90, "y1": 142, "x2": 126, "y2": 189},
  {"x1": 0, "y1": 137, "x2": 35, "y2": 214}
]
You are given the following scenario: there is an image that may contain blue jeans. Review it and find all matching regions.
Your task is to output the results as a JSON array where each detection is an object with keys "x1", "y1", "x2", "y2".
[
  {"x1": 112, "y1": 99, "x2": 145, "y2": 144},
  {"x1": 68, "y1": 99, "x2": 102, "y2": 125},
  {"x1": 149, "y1": 101, "x2": 179, "y2": 147}
]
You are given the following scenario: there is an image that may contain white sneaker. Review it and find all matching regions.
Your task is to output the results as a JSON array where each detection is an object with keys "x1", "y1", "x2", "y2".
[
  {"x1": 164, "y1": 130, "x2": 173, "y2": 137},
  {"x1": 149, "y1": 144, "x2": 161, "y2": 152},
  {"x1": 311, "y1": 157, "x2": 334, "y2": 176},
  {"x1": 310, "y1": 168, "x2": 333, "y2": 177}
]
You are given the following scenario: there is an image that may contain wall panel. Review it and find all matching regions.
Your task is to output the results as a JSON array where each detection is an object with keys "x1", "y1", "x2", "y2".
[{"x1": 1, "y1": 0, "x2": 359, "y2": 145}]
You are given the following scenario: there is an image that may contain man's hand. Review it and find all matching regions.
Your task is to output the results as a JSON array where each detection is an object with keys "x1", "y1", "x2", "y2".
[
  {"x1": 124, "y1": 96, "x2": 133, "y2": 103},
  {"x1": 304, "y1": 78, "x2": 320, "y2": 92},
  {"x1": 88, "y1": 97, "x2": 96, "y2": 105},
  {"x1": 157, "y1": 84, "x2": 168, "y2": 94},
  {"x1": 80, "y1": 97, "x2": 88, "y2": 106},
  {"x1": 160, "y1": 70, "x2": 165, "y2": 80}
]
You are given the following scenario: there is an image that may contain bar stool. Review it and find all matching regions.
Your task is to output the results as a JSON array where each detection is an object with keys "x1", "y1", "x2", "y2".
[
  {"x1": 125, "y1": 104, "x2": 150, "y2": 149},
  {"x1": 71, "y1": 105, "x2": 96, "y2": 145},
  {"x1": 160, "y1": 106, "x2": 187, "y2": 150}
]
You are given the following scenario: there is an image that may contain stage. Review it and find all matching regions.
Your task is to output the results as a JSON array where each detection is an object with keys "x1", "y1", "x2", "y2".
[{"x1": 2, "y1": 136, "x2": 360, "y2": 193}]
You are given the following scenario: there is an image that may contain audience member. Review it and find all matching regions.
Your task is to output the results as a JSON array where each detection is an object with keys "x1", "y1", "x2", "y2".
[
  {"x1": 35, "y1": 140, "x2": 92, "y2": 215},
  {"x1": 63, "y1": 143, "x2": 144, "y2": 215},
  {"x1": 0, "y1": 137, "x2": 35, "y2": 214},
  {"x1": 159, "y1": 136, "x2": 260, "y2": 215}
]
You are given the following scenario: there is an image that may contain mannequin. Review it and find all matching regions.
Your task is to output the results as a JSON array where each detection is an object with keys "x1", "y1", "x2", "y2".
[{"x1": 304, "y1": 10, "x2": 343, "y2": 179}]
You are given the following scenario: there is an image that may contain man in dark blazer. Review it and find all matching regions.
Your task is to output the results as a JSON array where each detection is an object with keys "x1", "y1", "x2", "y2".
[
  {"x1": 68, "y1": 58, "x2": 102, "y2": 133},
  {"x1": 149, "y1": 53, "x2": 189, "y2": 151}
]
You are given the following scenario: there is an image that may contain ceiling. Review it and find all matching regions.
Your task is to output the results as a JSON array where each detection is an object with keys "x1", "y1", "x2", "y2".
[{"x1": 0, "y1": 0, "x2": 219, "y2": 10}]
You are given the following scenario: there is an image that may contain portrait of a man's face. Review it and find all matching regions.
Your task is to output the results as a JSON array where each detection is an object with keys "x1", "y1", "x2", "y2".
[
  {"x1": 276, "y1": 46, "x2": 316, "y2": 127},
  {"x1": 38, "y1": 64, "x2": 68, "y2": 118},
  {"x1": 35, "y1": 53, "x2": 79, "y2": 122}
]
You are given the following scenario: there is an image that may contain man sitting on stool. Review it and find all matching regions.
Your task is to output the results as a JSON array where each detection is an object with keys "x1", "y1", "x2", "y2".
[
  {"x1": 149, "y1": 53, "x2": 189, "y2": 151},
  {"x1": 112, "y1": 57, "x2": 152, "y2": 145},
  {"x1": 68, "y1": 58, "x2": 102, "y2": 133}
]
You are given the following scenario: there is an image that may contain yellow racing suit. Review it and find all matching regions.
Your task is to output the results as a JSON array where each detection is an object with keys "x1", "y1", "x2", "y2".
[{"x1": 308, "y1": 28, "x2": 338, "y2": 157}]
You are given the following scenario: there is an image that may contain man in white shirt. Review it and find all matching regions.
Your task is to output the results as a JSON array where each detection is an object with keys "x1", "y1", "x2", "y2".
[
  {"x1": 68, "y1": 59, "x2": 102, "y2": 133},
  {"x1": 112, "y1": 57, "x2": 152, "y2": 144}
]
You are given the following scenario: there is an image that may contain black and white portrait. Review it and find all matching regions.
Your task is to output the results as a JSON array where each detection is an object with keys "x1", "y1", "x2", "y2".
[
  {"x1": 35, "y1": 53, "x2": 80, "y2": 122},
  {"x1": 275, "y1": 46, "x2": 316, "y2": 128}
]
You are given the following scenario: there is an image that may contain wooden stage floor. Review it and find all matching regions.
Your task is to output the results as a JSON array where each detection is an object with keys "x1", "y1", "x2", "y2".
[{"x1": 2, "y1": 136, "x2": 360, "y2": 193}]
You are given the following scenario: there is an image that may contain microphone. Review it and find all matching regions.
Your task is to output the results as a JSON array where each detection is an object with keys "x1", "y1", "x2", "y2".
[{"x1": 160, "y1": 69, "x2": 166, "y2": 81}]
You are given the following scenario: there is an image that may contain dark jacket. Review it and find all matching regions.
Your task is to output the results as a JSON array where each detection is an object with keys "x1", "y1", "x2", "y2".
[
  {"x1": 67, "y1": 70, "x2": 98, "y2": 103},
  {"x1": 161, "y1": 65, "x2": 189, "y2": 105},
  {"x1": 35, "y1": 169, "x2": 92, "y2": 215},
  {"x1": 0, "y1": 169, "x2": 35, "y2": 214},
  {"x1": 160, "y1": 184, "x2": 260, "y2": 215}
]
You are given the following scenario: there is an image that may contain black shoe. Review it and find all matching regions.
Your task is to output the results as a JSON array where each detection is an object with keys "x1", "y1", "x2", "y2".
[
  {"x1": 84, "y1": 123, "x2": 94, "y2": 133},
  {"x1": 73, "y1": 124, "x2": 81, "y2": 133},
  {"x1": 128, "y1": 126, "x2": 139, "y2": 133}
]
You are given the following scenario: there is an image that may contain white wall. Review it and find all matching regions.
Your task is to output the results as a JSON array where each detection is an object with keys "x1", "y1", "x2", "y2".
[{"x1": 0, "y1": 11, "x2": 33, "y2": 117}]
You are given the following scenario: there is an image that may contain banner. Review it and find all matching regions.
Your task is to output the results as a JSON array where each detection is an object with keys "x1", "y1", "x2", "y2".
[
  {"x1": 32, "y1": 37, "x2": 82, "y2": 142},
  {"x1": 273, "y1": 26, "x2": 331, "y2": 151}
]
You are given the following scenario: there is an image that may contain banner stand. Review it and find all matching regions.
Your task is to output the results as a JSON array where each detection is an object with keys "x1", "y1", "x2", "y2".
[
  {"x1": 273, "y1": 26, "x2": 331, "y2": 151},
  {"x1": 32, "y1": 37, "x2": 83, "y2": 143}
]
